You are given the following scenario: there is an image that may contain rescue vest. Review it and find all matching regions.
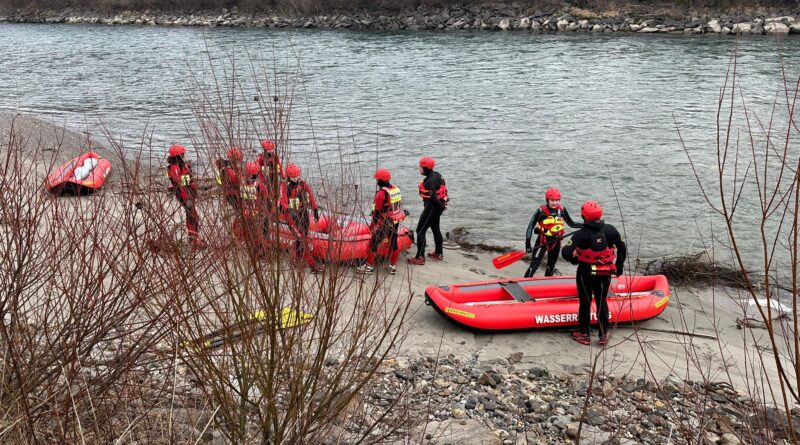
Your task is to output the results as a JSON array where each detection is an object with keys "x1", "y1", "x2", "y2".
[
  {"x1": 538, "y1": 205, "x2": 565, "y2": 237},
  {"x1": 240, "y1": 183, "x2": 258, "y2": 201},
  {"x1": 286, "y1": 181, "x2": 310, "y2": 211},
  {"x1": 215, "y1": 166, "x2": 240, "y2": 197},
  {"x1": 418, "y1": 174, "x2": 449, "y2": 203},
  {"x1": 574, "y1": 229, "x2": 617, "y2": 275},
  {"x1": 167, "y1": 164, "x2": 192, "y2": 187},
  {"x1": 372, "y1": 185, "x2": 406, "y2": 222}
]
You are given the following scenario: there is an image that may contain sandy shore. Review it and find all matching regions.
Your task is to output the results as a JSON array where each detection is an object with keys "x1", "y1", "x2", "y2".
[{"x1": 2, "y1": 110, "x2": 786, "y2": 395}]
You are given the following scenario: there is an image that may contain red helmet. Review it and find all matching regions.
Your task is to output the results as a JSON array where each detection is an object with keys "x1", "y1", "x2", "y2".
[
  {"x1": 419, "y1": 157, "x2": 435, "y2": 169},
  {"x1": 260, "y1": 139, "x2": 275, "y2": 152},
  {"x1": 168, "y1": 144, "x2": 186, "y2": 157},
  {"x1": 581, "y1": 200, "x2": 603, "y2": 221},
  {"x1": 245, "y1": 162, "x2": 260, "y2": 176},
  {"x1": 227, "y1": 147, "x2": 243, "y2": 161},
  {"x1": 285, "y1": 163, "x2": 301, "y2": 178},
  {"x1": 374, "y1": 168, "x2": 391, "y2": 182},
  {"x1": 545, "y1": 187, "x2": 561, "y2": 200}
]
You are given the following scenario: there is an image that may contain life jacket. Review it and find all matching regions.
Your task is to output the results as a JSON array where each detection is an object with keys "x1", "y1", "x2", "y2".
[
  {"x1": 215, "y1": 166, "x2": 239, "y2": 198},
  {"x1": 373, "y1": 185, "x2": 406, "y2": 222},
  {"x1": 258, "y1": 154, "x2": 282, "y2": 179},
  {"x1": 286, "y1": 181, "x2": 311, "y2": 212},
  {"x1": 418, "y1": 173, "x2": 449, "y2": 203},
  {"x1": 167, "y1": 164, "x2": 193, "y2": 188},
  {"x1": 538, "y1": 205, "x2": 565, "y2": 238},
  {"x1": 239, "y1": 180, "x2": 261, "y2": 217},
  {"x1": 574, "y1": 228, "x2": 617, "y2": 275}
]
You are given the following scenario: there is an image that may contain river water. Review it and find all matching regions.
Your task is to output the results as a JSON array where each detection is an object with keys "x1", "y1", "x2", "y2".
[{"x1": 1, "y1": 24, "x2": 799, "y2": 260}]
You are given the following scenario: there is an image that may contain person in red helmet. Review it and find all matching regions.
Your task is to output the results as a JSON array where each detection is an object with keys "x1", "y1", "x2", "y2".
[
  {"x1": 355, "y1": 168, "x2": 406, "y2": 275},
  {"x1": 255, "y1": 139, "x2": 283, "y2": 241},
  {"x1": 408, "y1": 156, "x2": 449, "y2": 265},
  {"x1": 234, "y1": 162, "x2": 270, "y2": 251},
  {"x1": 524, "y1": 187, "x2": 581, "y2": 277},
  {"x1": 166, "y1": 144, "x2": 204, "y2": 248},
  {"x1": 256, "y1": 139, "x2": 283, "y2": 186},
  {"x1": 215, "y1": 146, "x2": 244, "y2": 212},
  {"x1": 561, "y1": 200, "x2": 627, "y2": 346},
  {"x1": 280, "y1": 163, "x2": 324, "y2": 273}
]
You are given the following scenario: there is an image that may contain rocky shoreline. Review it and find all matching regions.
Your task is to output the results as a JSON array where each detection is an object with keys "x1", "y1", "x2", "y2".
[{"x1": 1, "y1": 5, "x2": 800, "y2": 35}]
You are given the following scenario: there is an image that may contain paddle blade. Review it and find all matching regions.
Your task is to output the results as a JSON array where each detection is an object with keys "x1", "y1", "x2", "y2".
[{"x1": 492, "y1": 251, "x2": 526, "y2": 269}]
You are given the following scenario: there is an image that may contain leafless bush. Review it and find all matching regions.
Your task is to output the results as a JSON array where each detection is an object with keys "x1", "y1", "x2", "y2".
[{"x1": 0, "y1": 118, "x2": 179, "y2": 443}]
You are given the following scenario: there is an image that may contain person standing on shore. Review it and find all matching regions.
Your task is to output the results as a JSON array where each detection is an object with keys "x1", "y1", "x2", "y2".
[
  {"x1": 524, "y1": 187, "x2": 581, "y2": 277},
  {"x1": 215, "y1": 147, "x2": 244, "y2": 213},
  {"x1": 280, "y1": 163, "x2": 324, "y2": 274},
  {"x1": 355, "y1": 168, "x2": 405, "y2": 275},
  {"x1": 408, "y1": 156, "x2": 449, "y2": 266},
  {"x1": 255, "y1": 139, "x2": 283, "y2": 241},
  {"x1": 166, "y1": 144, "x2": 204, "y2": 249},
  {"x1": 234, "y1": 162, "x2": 270, "y2": 251},
  {"x1": 561, "y1": 200, "x2": 626, "y2": 346}
]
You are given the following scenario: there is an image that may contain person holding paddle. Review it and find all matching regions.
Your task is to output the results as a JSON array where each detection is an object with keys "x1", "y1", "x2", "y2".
[
  {"x1": 524, "y1": 187, "x2": 580, "y2": 277},
  {"x1": 561, "y1": 200, "x2": 626, "y2": 346}
]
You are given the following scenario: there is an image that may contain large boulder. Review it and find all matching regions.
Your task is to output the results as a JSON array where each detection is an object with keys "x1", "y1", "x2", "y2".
[
  {"x1": 732, "y1": 22, "x2": 752, "y2": 33},
  {"x1": 707, "y1": 18, "x2": 722, "y2": 33},
  {"x1": 765, "y1": 21, "x2": 790, "y2": 34}
]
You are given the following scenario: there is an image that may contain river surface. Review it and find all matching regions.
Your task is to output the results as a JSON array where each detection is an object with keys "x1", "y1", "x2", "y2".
[{"x1": 1, "y1": 24, "x2": 799, "y2": 261}]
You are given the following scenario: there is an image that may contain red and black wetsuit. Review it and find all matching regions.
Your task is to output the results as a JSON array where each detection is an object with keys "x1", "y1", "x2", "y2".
[
  {"x1": 524, "y1": 204, "x2": 580, "y2": 277},
  {"x1": 561, "y1": 220, "x2": 627, "y2": 337},
  {"x1": 167, "y1": 157, "x2": 200, "y2": 242},
  {"x1": 413, "y1": 169, "x2": 447, "y2": 259},
  {"x1": 367, "y1": 181, "x2": 404, "y2": 266},
  {"x1": 280, "y1": 179, "x2": 319, "y2": 268},
  {"x1": 235, "y1": 175, "x2": 269, "y2": 249},
  {"x1": 215, "y1": 159, "x2": 241, "y2": 212}
]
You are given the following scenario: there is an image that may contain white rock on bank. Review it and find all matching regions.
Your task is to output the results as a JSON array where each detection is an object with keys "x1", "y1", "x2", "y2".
[
  {"x1": 518, "y1": 17, "x2": 530, "y2": 29},
  {"x1": 498, "y1": 18, "x2": 510, "y2": 31},
  {"x1": 732, "y1": 22, "x2": 752, "y2": 33},
  {"x1": 557, "y1": 19, "x2": 569, "y2": 30},
  {"x1": 766, "y1": 21, "x2": 790, "y2": 34},
  {"x1": 638, "y1": 26, "x2": 659, "y2": 33},
  {"x1": 708, "y1": 18, "x2": 722, "y2": 33}
]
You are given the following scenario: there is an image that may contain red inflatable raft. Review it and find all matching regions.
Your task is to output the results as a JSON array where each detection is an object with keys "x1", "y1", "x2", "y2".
[
  {"x1": 276, "y1": 214, "x2": 414, "y2": 262},
  {"x1": 425, "y1": 274, "x2": 669, "y2": 331},
  {"x1": 46, "y1": 151, "x2": 112, "y2": 194}
]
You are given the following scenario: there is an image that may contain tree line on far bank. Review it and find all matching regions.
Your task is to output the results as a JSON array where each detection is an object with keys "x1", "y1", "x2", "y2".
[{"x1": 0, "y1": 0, "x2": 798, "y2": 14}]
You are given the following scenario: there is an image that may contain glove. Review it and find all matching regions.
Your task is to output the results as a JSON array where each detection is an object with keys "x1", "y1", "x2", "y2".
[
  {"x1": 525, "y1": 243, "x2": 532, "y2": 254},
  {"x1": 184, "y1": 199, "x2": 194, "y2": 210},
  {"x1": 614, "y1": 265, "x2": 623, "y2": 277},
  {"x1": 313, "y1": 208, "x2": 319, "y2": 221},
  {"x1": 533, "y1": 227, "x2": 540, "y2": 235}
]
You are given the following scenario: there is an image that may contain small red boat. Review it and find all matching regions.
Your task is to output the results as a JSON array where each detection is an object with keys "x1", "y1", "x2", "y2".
[
  {"x1": 46, "y1": 151, "x2": 112, "y2": 194},
  {"x1": 276, "y1": 214, "x2": 414, "y2": 262},
  {"x1": 425, "y1": 274, "x2": 669, "y2": 331}
]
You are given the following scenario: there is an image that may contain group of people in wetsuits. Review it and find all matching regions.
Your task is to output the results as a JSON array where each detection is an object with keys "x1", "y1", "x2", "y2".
[
  {"x1": 167, "y1": 141, "x2": 624, "y2": 346},
  {"x1": 524, "y1": 187, "x2": 627, "y2": 346},
  {"x1": 165, "y1": 141, "x2": 450, "y2": 276}
]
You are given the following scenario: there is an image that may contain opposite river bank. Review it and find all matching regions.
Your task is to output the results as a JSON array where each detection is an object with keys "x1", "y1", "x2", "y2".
[{"x1": 2, "y1": 3, "x2": 800, "y2": 34}]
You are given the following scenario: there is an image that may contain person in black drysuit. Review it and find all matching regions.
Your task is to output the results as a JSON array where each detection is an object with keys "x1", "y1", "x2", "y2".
[
  {"x1": 408, "y1": 156, "x2": 448, "y2": 265},
  {"x1": 524, "y1": 187, "x2": 581, "y2": 277},
  {"x1": 561, "y1": 200, "x2": 626, "y2": 346}
]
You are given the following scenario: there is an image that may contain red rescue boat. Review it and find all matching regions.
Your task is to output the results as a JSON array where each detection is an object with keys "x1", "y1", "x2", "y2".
[
  {"x1": 425, "y1": 274, "x2": 669, "y2": 331},
  {"x1": 46, "y1": 151, "x2": 112, "y2": 194},
  {"x1": 277, "y1": 214, "x2": 414, "y2": 262}
]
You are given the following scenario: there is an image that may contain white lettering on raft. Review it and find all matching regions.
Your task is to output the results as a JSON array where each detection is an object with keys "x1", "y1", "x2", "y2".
[{"x1": 534, "y1": 312, "x2": 612, "y2": 324}]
